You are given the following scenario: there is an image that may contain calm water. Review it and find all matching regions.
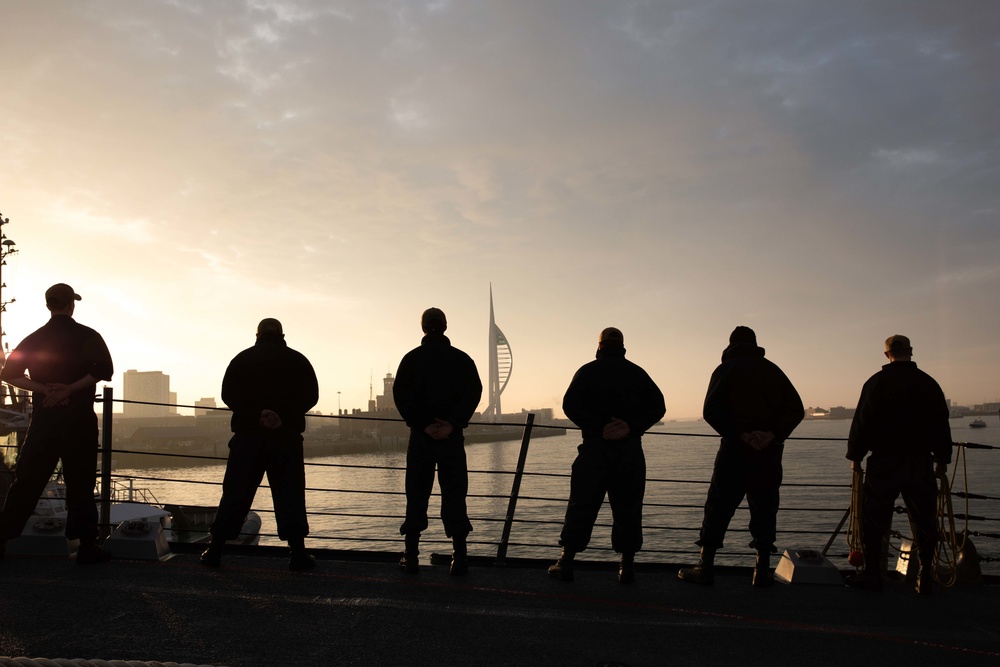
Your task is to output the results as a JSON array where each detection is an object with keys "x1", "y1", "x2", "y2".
[{"x1": 116, "y1": 416, "x2": 1000, "y2": 572}]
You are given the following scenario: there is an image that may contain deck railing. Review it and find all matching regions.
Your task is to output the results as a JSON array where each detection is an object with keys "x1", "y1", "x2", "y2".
[{"x1": 77, "y1": 387, "x2": 1000, "y2": 570}]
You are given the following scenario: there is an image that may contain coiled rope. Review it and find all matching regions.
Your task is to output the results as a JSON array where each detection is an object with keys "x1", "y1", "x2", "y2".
[
  {"x1": 0, "y1": 660, "x2": 218, "y2": 667},
  {"x1": 846, "y1": 468, "x2": 864, "y2": 566},
  {"x1": 933, "y1": 445, "x2": 970, "y2": 587},
  {"x1": 846, "y1": 452, "x2": 969, "y2": 586}
]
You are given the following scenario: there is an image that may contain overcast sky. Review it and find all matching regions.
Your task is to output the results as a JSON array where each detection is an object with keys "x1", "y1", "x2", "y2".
[{"x1": 1, "y1": 1, "x2": 997, "y2": 422}]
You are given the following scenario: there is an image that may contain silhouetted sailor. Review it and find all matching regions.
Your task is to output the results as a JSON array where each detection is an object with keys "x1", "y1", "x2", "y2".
[
  {"x1": 0, "y1": 283, "x2": 113, "y2": 564},
  {"x1": 200, "y1": 318, "x2": 319, "y2": 571},
  {"x1": 393, "y1": 307, "x2": 482, "y2": 576},
  {"x1": 548, "y1": 327, "x2": 665, "y2": 584},
  {"x1": 678, "y1": 326, "x2": 803, "y2": 587},
  {"x1": 845, "y1": 334, "x2": 951, "y2": 594}
]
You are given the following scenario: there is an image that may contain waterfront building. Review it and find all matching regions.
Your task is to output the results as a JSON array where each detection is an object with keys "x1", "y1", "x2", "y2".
[
  {"x1": 828, "y1": 406, "x2": 856, "y2": 420},
  {"x1": 194, "y1": 397, "x2": 217, "y2": 417},
  {"x1": 376, "y1": 373, "x2": 395, "y2": 411},
  {"x1": 123, "y1": 369, "x2": 171, "y2": 418}
]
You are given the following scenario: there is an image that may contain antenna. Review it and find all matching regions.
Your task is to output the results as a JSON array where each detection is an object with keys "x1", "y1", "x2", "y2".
[{"x1": 0, "y1": 211, "x2": 19, "y2": 353}]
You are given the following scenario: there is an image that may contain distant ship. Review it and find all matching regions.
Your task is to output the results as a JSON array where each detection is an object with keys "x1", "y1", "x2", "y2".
[{"x1": 970, "y1": 419, "x2": 987, "y2": 429}]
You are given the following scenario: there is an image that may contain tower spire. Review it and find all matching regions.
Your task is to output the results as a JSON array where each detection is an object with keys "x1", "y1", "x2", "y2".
[{"x1": 486, "y1": 284, "x2": 512, "y2": 422}]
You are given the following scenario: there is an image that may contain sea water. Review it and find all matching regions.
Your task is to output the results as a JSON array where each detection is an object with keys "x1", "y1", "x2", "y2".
[{"x1": 116, "y1": 416, "x2": 1000, "y2": 573}]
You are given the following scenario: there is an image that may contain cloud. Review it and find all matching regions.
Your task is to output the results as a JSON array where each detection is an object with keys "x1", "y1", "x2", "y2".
[{"x1": 1, "y1": 1, "x2": 998, "y2": 417}]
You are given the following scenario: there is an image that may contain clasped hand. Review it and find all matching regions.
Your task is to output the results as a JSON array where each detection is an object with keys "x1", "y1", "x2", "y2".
[
  {"x1": 41, "y1": 383, "x2": 72, "y2": 408},
  {"x1": 741, "y1": 430, "x2": 775, "y2": 451},
  {"x1": 424, "y1": 418, "x2": 454, "y2": 441},
  {"x1": 602, "y1": 418, "x2": 630, "y2": 441},
  {"x1": 260, "y1": 409, "x2": 283, "y2": 429}
]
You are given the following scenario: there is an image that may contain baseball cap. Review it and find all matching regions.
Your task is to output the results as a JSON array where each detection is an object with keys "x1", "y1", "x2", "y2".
[
  {"x1": 45, "y1": 283, "x2": 81, "y2": 308},
  {"x1": 885, "y1": 334, "x2": 912, "y2": 354}
]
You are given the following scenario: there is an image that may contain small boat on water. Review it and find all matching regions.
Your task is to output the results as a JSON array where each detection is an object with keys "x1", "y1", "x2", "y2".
[
  {"x1": 18, "y1": 477, "x2": 260, "y2": 546},
  {"x1": 970, "y1": 419, "x2": 987, "y2": 429}
]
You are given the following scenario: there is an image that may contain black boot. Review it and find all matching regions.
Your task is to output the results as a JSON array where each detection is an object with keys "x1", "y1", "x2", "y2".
[
  {"x1": 400, "y1": 533, "x2": 419, "y2": 574},
  {"x1": 618, "y1": 552, "x2": 636, "y2": 584},
  {"x1": 200, "y1": 536, "x2": 225, "y2": 567},
  {"x1": 678, "y1": 546, "x2": 716, "y2": 585},
  {"x1": 547, "y1": 548, "x2": 575, "y2": 581},
  {"x1": 288, "y1": 538, "x2": 316, "y2": 571},
  {"x1": 845, "y1": 568, "x2": 883, "y2": 591},
  {"x1": 450, "y1": 535, "x2": 469, "y2": 576},
  {"x1": 752, "y1": 550, "x2": 774, "y2": 587},
  {"x1": 76, "y1": 537, "x2": 112, "y2": 565},
  {"x1": 847, "y1": 542, "x2": 884, "y2": 591},
  {"x1": 915, "y1": 549, "x2": 934, "y2": 595}
]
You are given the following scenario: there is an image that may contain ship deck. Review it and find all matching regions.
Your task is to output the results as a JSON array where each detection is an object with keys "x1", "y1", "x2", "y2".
[{"x1": 1, "y1": 546, "x2": 998, "y2": 666}]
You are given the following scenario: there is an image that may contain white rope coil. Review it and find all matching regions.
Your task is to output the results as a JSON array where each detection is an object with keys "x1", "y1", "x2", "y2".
[{"x1": 0, "y1": 658, "x2": 221, "y2": 667}]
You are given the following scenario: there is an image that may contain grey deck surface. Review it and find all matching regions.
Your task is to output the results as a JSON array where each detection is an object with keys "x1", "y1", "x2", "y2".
[{"x1": 1, "y1": 548, "x2": 998, "y2": 667}]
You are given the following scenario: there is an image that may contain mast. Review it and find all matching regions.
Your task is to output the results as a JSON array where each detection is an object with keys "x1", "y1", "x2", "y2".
[{"x1": 0, "y1": 210, "x2": 17, "y2": 363}]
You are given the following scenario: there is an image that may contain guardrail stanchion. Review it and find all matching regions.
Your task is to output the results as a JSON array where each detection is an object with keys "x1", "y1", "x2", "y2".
[
  {"x1": 100, "y1": 385, "x2": 113, "y2": 540},
  {"x1": 496, "y1": 412, "x2": 534, "y2": 565}
]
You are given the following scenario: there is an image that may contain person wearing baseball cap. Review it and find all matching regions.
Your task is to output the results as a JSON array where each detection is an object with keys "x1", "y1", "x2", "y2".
[
  {"x1": 846, "y1": 334, "x2": 952, "y2": 594},
  {"x1": 44, "y1": 283, "x2": 82, "y2": 308},
  {"x1": 0, "y1": 283, "x2": 113, "y2": 564}
]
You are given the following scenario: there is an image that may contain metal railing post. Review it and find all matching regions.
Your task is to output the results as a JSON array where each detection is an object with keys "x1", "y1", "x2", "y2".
[
  {"x1": 821, "y1": 508, "x2": 850, "y2": 556},
  {"x1": 99, "y1": 386, "x2": 113, "y2": 540},
  {"x1": 495, "y1": 412, "x2": 534, "y2": 565}
]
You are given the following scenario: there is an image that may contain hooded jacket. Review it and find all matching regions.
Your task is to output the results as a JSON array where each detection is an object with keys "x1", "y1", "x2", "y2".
[{"x1": 702, "y1": 341, "x2": 803, "y2": 446}]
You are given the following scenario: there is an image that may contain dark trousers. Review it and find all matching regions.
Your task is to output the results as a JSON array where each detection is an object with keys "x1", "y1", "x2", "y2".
[
  {"x1": 400, "y1": 430, "x2": 472, "y2": 539},
  {"x1": 0, "y1": 411, "x2": 99, "y2": 541},
  {"x1": 210, "y1": 431, "x2": 309, "y2": 542},
  {"x1": 698, "y1": 439, "x2": 783, "y2": 552},
  {"x1": 559, "y1": 439, "x2": 646, "y2": 554},
  {"x1": 862, "y1": 455, "x2": 937, "y2": 566}
]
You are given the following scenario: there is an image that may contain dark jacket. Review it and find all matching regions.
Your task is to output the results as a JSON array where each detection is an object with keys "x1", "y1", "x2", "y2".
[
  {"x1": 562, "y1": 346, "x2": 665, "y2": 444},
  {"x1": 702, "y1": 342, "x2": 803, "y2": 446},
  {"x1": 393, "y1": 334, "x2": 482, "y2": 431},
  {"x1": 0, "y1": 314, "x2": 113, "y2": 414},
  {"x1": 847, "y1": 360, "x2": 952, "y2": 464},
  {"x1": 221, "y1": 332, "x2": 319, "y2": 435}
]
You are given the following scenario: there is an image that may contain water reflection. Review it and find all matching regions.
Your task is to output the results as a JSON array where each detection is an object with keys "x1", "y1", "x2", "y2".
[{"x1": 111, "y1": 418, "x2": 1000, "y2": 572}]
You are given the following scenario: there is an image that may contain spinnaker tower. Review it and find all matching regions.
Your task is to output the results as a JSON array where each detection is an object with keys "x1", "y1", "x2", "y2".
[{"x1": 485, "y1": 285, "x2": 512, "y2": 422}]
